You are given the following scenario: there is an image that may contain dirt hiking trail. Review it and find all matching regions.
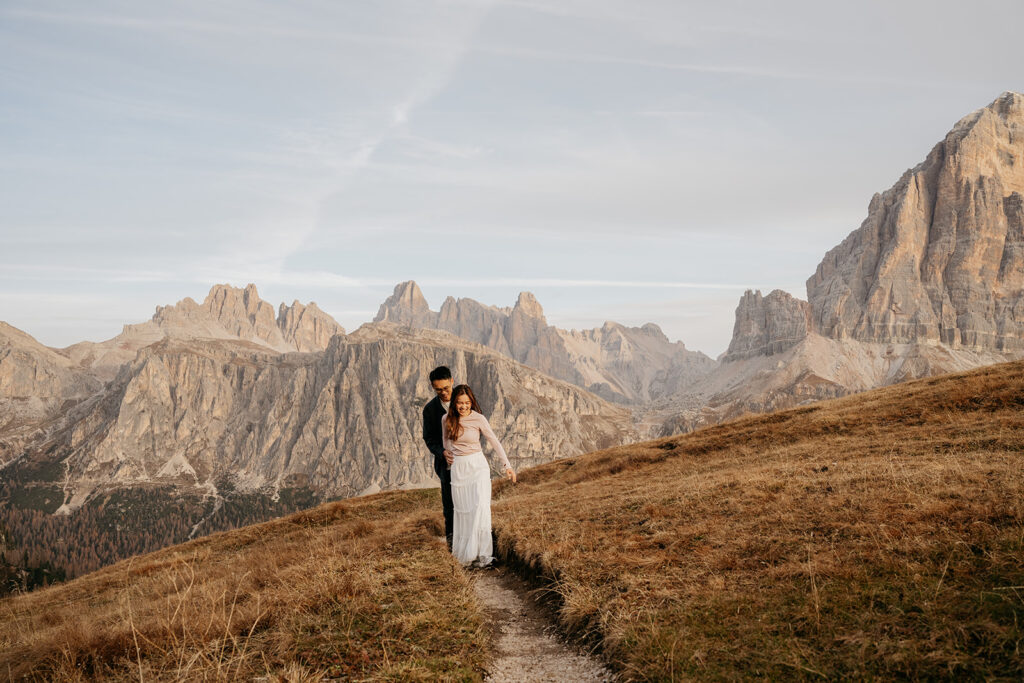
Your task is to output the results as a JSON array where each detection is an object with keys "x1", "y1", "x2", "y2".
[{"x1": 471, "y1": 567, "x2": 616, "y2": 682}]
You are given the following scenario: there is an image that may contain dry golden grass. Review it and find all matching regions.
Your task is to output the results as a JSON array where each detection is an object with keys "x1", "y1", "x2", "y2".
[
  {"x1": 4, "y1": 360, "x2": 1023, "y2": 681},
  {"x1": 0, "y1": 489, "x2": 487, "y2": 681},
  {"x1": 491, "y1": 360, "x2": 1024, "y2": 680}
]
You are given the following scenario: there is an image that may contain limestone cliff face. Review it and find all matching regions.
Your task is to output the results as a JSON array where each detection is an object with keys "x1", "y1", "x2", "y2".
[
  {"x1": 431, "y1": 290, "x2": 578, "y2": 387},
  {"x1": 374, "y1": 281, "x2": 437, "y2": 328},
  {"x1": 375, "y1": 282, "x2": 716, "y2": 403},
  {"x1": 556, "y1": 322, "x2": 717, "y2": 402},
  {"x1": 651, "y1": 333, "x2": 1010, "y2": 437},
  {"x1": 0, "y1": 323, "x2": 102, "y2": 433},
  {"x1": 63, "y1": 284, "x2": 345, "y2": 379},
  {"x1": 807, "y1": 91, "x2": 1024, "y2": 351},
  {"x1": 49, "y1": 324, "x2": 635, "y2": 510},
  {"x1": 150, "y1": 283, "x2": 346, "y2": 352},
  {"x1": 277, "y1": 300, "x2": 345, "y2": 352},
  {"x1": 191, "y1": 282, "x2": 289, "y2": 349},
  {"x1": 676, "y1": 92, "x2": 1024, "y2": 439},
  {"x1": 723, "y1": 290, "x2": 811, "y2": 361}
]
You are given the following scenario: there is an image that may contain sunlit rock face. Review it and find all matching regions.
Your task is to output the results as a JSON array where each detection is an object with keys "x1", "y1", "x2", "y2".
[
  {"x1": 722, "y1": 290, "x2": 811, "y2": 362},
  {"x1": 61, "y1": 284, "x2": 345, "y2": 380},
  {"x1": 0, "y1": 322, "x2": 102, "y2": 432},
  {"x1": 375, "y1": 282, "x2": 716, "y2": 403},
  {"x1": 650, "y1": 93, "x2": 1024, "y2": 437},
  {"x1": 807, "y1": 91, "x2": 1024, "y2": 352},
  {"x1": 44, "y1": 324, "x2": 636, "y2": 510}
]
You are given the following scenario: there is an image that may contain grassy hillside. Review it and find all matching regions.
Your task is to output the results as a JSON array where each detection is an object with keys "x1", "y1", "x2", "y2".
[
  {"x1": 0, "y1": 490, "x2": 486, "y2": 681},
  {"x1": 2, "y1": 360, "x2": 1023, "y2": 680},
  {"x1": 492, "y1": 360, "x2": 1024, "y2": 680}
]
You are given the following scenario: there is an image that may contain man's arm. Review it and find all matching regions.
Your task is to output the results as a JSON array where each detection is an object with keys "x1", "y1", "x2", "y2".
[{"x1": 422, "y1": 403, "x2": 446, "y2": 460}]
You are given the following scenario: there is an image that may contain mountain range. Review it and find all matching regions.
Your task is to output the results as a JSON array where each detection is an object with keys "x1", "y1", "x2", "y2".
[
  {"x1": 375, "y1": 281, "x2": 717, "y2": 403},
  {"x1": 2, "y1": 90, "x2": 1022, "y2": 580},
  {"x1": 2, "y1": 288, "x2": 634, "y2": 510},
  {"x1": 653, "y1": 90, "x2": 1024, "y2": 432}
]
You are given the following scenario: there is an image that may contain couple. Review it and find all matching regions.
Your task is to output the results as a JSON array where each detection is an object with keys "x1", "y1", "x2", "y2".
[{"x1": 422, "y1": 366, "x2": 516, "y2": 568}]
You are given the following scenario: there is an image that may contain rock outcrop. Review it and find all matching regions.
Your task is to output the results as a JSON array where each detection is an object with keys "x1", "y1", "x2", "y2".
[
  {"x1": 807, "y1": 91, "x2": 1024, "y2": 351},
  {"x1": 375, "y1": 281, "x2": 437, "y2": 328},
  {"x1": 63, "y1": 284, "x2": 345, "y2": 379},
  {"x1": 723, "y1": 290, "x2": 811, "y2": 361},
  {"x1": 39, "y1": 324, "x2": 634, "y2": 510},
  {"x1": 0, "y1": 323, "x2": 102, "y2": 434},
  {"x1": 557, "y1": 321, "x2": 717, "y2": 402},
  {"x1": 673, "y1": 92, "x2": 1024, "y2": 436},
  {"x1": 277, "y1": 300, "x2": 345, "y2": 352},
  {"x1": 375, "y1": 282, "x2": 716, "y2": 403},
  {"x1": 8, "y1": 92, "x2": 1023, "y2": 514},
  {"x1": 653, "y1": 333, "x2": 1009, "y2": 436}
]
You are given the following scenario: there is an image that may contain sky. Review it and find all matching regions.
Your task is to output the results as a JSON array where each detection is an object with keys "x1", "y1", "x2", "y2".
[{"x1": 2, "y1": 0, "x2": 1023, "y2": 358}]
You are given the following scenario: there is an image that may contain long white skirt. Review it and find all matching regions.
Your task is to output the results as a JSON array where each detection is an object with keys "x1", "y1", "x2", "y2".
[{"x1": 450, "y1": 451, "x2": 493, "y2": 566}]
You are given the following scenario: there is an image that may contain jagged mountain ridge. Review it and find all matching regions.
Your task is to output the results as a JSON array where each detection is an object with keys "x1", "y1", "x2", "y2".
[
  {"x1": 808, "y1": 91, "x2": 1024, "y2": 351},
  {"x1": 0, "y1": 322, "x2": 103, "y2": 433},
  {"x1": 0, "y1": 284, "x2": 346, "y2": 459},
  {"x1": 375, "y1": 281, "x2": 716, "y2": 403},
  {"x1": 6, "y1": 91, "x2": 1024, "y2": 514},
  {"x1": 62, "y1": 283, "x2": 345, "y2": 380},
  {"x1": 659, "y1": 91, "x2": 1024, "y2": 432},
  {"x1": 38, "y1": 324, "x2": 634, "y2": 511}
]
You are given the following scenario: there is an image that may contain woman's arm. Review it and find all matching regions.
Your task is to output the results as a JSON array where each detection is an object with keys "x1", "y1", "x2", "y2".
[{"x1": 475, "y1": 414, "x2": 512, "y2": 471}]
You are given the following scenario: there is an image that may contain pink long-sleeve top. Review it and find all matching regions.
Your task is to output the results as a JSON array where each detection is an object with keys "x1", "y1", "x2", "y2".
[{"x1": 441, "y1": 410, "x2": 512, "y2": 470}]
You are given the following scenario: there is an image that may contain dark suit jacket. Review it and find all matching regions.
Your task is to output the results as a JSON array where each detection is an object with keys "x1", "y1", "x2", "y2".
[{"x1": 422, "y1": 396, "x2": 447, "y2": 475}]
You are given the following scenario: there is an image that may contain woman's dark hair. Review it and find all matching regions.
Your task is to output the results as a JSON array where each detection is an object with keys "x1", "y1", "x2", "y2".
[
  {"x1": 445, "y1": 384, "x2": 481, "y2": 442},
  {"x1": 429, "y1": 366, "x2": 452, "y2": 382}
]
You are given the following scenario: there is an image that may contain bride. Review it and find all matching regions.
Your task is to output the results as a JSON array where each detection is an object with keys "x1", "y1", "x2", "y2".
[{"x1": 442, "y1": 384, "x2": 516, "y2": 567}]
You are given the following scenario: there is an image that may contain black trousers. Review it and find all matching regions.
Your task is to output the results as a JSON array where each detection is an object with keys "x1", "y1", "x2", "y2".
[{"x1": 433, "y1": 456, "x2": 454, "y2": 545}]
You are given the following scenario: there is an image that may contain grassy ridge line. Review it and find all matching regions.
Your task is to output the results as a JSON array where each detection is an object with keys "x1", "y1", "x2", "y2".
[
  {"x1": 4, "y1": 360, "x2": 1023, "y2": 680},
  {"x1": 491, "y1": 361, "x2": 1024, "y2": 680},
  {"x1": 0, "y1": 489, "x2": 487, "y2": 682}
]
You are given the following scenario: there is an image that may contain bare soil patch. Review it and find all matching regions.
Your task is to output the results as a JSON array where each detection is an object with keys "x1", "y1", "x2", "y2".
[{"x1": 472, "y1": 567, "x2": 614, "y2": 682}]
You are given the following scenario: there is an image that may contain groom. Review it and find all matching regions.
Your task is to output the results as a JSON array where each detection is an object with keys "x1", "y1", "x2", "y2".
[{"x1": 423, "y1": 365, "x2": 455, "y2": 550}]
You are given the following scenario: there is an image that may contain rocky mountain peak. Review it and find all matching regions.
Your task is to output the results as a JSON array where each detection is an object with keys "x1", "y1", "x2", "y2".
[
  {"x1": 943, "y1": 90, "x2": 1024, "y2": 188},
  {"x1": 805, "y1": 91, "x2": 1024, "y2": 352},
  {"x1": 0, "y1": 322, "x2": 104, "y2": 429},
  {"x1": 639, "y1": 323, "x2": 669, "y2": 342},
  {"x1": 723, "y1": 290, "x2": 811, "y2": 362},
  {"x1": 952, "y1": 90, "x2": 1022, "y2": 135},
  {"x1": 512, "y1": 292, "x2": 546, "y2": 321},
  {"x1": 368, "y1": 283, "x2": 715, "y2": 403},
  {"x1": 277, "y1": 300, "x2": 345, "y2": 352},
  {"x1": 203, "y1": 282, "x2": 269, "y2": 319},
  {"x1": 197, "y1": 283, "x2": 286, "y2": 349},
  {"x1": 58, "y1": 284, "x2": 345, "y2": 380},
  {"x1": 374, "y1": 281, "x2": 436, "y2": 327}
]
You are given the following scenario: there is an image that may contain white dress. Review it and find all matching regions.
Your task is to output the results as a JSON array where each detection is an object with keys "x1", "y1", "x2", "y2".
[{"x1": 441, "y1": 410, "x2": 511, "y2": 566}]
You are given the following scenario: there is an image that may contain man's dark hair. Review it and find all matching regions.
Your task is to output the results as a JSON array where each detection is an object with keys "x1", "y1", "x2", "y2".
[{"x1": 429, "y1": 366, "x2": 452, "y2": 382}]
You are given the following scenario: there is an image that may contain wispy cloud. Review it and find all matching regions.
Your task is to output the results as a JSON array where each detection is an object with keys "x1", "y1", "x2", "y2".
[
  {"x1": 4, "y1": 5, "x2": 896, "y2": 87},
  {"x1": 1, "y1": 7, "x2": 394, "y2": 44},
  {"x1": 0, "y1": 263, "x2": 757, "y2": 291},
  {"x1": 270, "y1": 1, "x2": 498, "y2": 268},
  {"x1": 191, "y1": 269, "x2": 368, "y2": 290},
  {"x1": 470, "y1": 42, "x2": 821, "y2": 80},
  {"x1": 4, "y1": 0, "x2": 1021, "y2": 354},
  {"x1": 0, "y1": 264, "x2": 180, "y2": 283}
]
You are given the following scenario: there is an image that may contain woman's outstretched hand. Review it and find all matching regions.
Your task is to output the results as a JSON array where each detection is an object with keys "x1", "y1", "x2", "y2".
[{"x1": 504, "y1": 465, "x2": 517, "y2": 483}]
